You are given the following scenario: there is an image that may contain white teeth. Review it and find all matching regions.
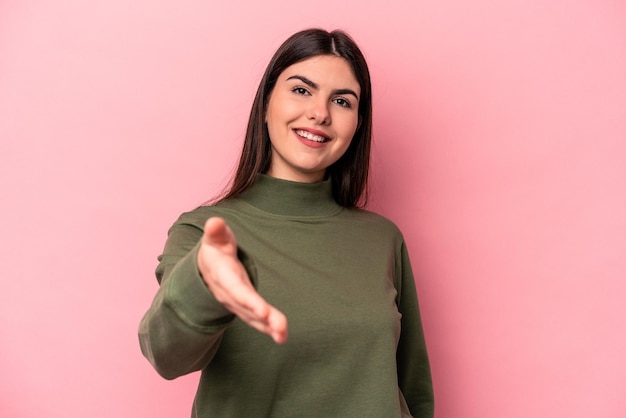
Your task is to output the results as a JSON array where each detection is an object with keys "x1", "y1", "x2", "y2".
[{"x1": 295, "y1": 129, "x2": 327, "y2": 142}]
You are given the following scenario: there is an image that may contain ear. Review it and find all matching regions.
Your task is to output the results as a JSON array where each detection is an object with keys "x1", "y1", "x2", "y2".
[{"x1": 357, "y1": 115, "x2": 362, "y2": 130}]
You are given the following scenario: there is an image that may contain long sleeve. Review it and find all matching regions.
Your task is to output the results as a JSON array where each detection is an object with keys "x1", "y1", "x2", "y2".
[
  {"x1": 138, "y1": 217, "x2": 256, "y2": 380},
  {"x1": 139, "y1": 177, "x2": 435, "y2": 417},
  {"x1": 396, "y1": 241, "x2": 435, "y2": 417}
]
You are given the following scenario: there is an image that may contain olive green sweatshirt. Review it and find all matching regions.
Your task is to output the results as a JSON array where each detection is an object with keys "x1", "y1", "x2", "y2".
[{"x1": 139, "y1": 175, "x2": 434, "y2": 417}]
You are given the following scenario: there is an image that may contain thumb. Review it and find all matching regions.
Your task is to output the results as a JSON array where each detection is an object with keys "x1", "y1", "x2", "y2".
[{"x1": 203, "y1": 217, "x2": 236, "y2": 249}]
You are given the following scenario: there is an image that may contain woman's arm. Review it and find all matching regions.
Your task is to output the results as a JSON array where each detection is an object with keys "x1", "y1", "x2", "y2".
[
  {"x1": 396, "y1": 242, "x2": 435, "y2": 417},
  {"x1": 138, "y1": 216, "x2": 286, "y2": 380}
]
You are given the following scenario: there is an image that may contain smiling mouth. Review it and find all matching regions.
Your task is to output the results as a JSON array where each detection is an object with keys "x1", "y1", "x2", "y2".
[{"x1": 294, "y1": 129, "x2": 329, "y2": 143}]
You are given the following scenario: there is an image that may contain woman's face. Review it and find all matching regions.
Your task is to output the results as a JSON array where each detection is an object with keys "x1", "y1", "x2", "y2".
[{"x1": 265, "y1": 55, "x2": 361, "y2": 183}]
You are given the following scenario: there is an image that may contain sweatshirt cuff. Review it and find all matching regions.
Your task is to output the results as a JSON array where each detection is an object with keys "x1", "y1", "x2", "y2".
[{"x1": 164, "y1": 242, "x2": 258, "y2": 329}]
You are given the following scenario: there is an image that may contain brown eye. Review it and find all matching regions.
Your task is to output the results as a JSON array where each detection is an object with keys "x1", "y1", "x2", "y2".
[
  {"x1": 333, "y1": 97, "x2": 352, "y2": 108},
  {"x1": 292, "y1": 87, "x2": 310, "y2": 96}
]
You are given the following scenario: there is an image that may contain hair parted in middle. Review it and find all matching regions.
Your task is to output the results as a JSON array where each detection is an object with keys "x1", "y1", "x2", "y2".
[{"x1": 219, "y1": 28, "x2": 373, "y2": 208}]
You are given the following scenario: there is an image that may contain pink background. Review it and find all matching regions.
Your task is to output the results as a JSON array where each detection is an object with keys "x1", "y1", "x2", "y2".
[{"x1": 2, "y1": 1, "x2": 625, "y2": 417}]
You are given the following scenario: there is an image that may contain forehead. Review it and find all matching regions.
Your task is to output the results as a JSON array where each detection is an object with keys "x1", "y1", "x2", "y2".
[{"x1": 280, "y1": 55, "x2": 360, "y2": 92}]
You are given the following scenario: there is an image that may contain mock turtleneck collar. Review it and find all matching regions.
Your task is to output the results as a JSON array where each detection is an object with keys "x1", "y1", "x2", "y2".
[{"x1": 238, "y1": 174, "x2": 342, "y2": 217}]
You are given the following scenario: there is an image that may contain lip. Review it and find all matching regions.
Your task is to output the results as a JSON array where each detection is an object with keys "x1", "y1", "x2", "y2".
[
  {"x1": 292, "y1": 128, "x2": 331, "y2": 149},
  {"x1": 293, "y1": 127, "x2": 330, "y2": 140}
]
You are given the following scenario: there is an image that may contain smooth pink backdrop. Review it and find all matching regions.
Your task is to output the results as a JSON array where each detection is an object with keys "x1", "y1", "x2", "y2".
[{"x1": 2, "y1": 1, "x2": 625, "y2": 417}]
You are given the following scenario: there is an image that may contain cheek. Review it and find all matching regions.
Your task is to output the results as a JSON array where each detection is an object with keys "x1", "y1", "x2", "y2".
[
  {"x1": 340, "y1": 114, "x2": 360, "y2": 139},
  {"x1": 266, "y1": 101, "x2": 299, "y2": 130}
]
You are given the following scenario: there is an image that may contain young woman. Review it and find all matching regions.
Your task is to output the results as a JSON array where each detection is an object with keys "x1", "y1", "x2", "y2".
[{"x1": 139, "y1": 28, "x2": 434, "y2": 417}]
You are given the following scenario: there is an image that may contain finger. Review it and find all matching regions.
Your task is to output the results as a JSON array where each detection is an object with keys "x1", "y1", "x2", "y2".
[
  {"x1": 203, "y1": 217, "x2": 236, "y2": 248},
  {"x1": 219, "y1": 292, "x2": 287, "y2": 343},
  {"x1": 267, "y1": 308, "x2": 288, "y2": 344},
  {"x1": 240, "y1": 308, "x2": 288, "y2": 344},
  {"x1": 243, "y1": 317, "x2": 274, "y2": 336},
  {"x1": 220, "y1": 287, "x2": 270, "y2": 321},
  {"x1": 213, "y1": 276, "x2": 269, "y2": 317},
  {"x1": 236, "y1": 304, "x2": 288, "y2": 344}
]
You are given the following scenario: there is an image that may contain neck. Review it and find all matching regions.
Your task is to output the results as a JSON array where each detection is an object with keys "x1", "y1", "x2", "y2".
[{"x1": 237, "y1": 174, "x2": 341, "y2": 217}]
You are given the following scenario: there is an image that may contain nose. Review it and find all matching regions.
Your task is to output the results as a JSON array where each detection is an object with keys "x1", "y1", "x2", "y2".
[{"x1": 306, "y1": 98, "x2": 330, "y2": 125}]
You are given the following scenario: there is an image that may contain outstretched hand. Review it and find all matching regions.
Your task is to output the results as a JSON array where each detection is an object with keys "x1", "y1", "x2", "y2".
[{"x1": 197, "y1": 217, "x2": 288, "y2": 344}]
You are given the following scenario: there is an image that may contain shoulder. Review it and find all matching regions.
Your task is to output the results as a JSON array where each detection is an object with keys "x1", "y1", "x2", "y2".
[
  {"x1": 340, "y1": 207, "x2": 405, "y2": 240},
  {"x1": 170, "y1": 202, "x2": 238, "y2": 231},
  {"x1": 343, "y1": 207, "x2": 400, "y2": 227}
]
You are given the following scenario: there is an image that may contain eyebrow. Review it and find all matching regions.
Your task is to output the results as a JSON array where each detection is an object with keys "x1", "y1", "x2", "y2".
[{"x1": 286, "y1": 75, "x2": 359, "y2": 100}]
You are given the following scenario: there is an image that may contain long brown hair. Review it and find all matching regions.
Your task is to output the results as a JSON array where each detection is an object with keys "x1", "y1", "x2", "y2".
[{"x1": 218, "y1": 28, "x2": 372, "y2": 208}]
